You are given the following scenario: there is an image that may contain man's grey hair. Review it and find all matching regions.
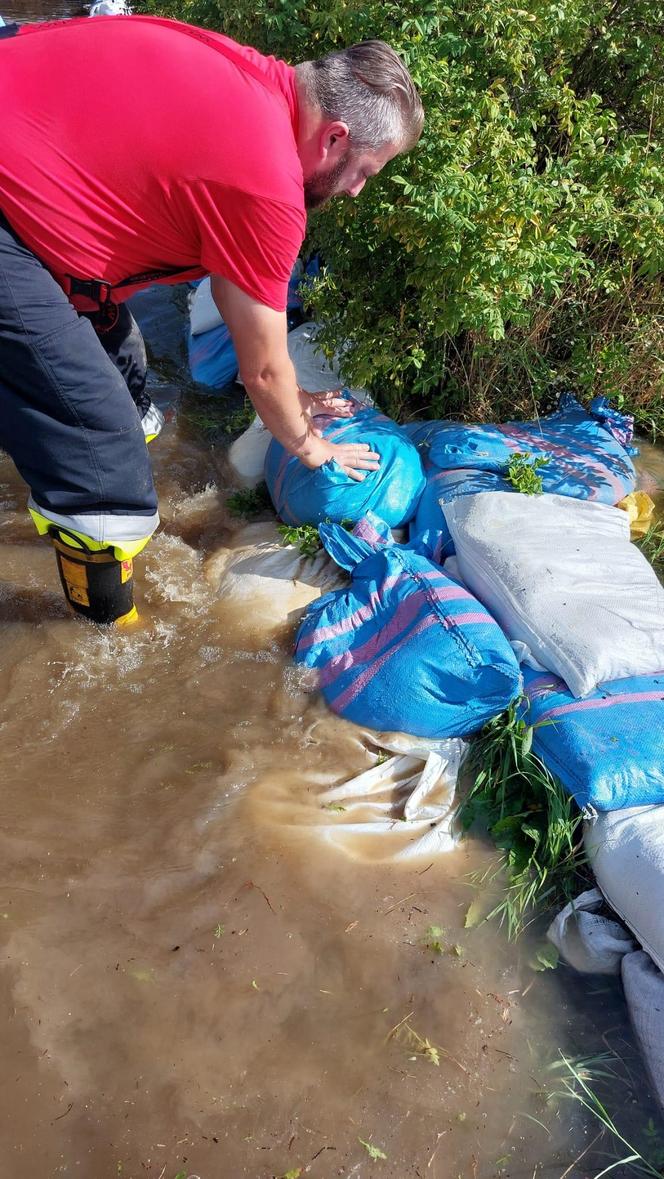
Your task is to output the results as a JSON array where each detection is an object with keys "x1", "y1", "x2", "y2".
[{"x1": 296, "y1": 40, "x2": 424, "y2": 153}]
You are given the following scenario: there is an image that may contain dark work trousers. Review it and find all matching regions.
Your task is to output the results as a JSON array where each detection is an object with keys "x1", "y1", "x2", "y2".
[{"x1": 0, "y1": 211, "x2": 158, "y2": 548}]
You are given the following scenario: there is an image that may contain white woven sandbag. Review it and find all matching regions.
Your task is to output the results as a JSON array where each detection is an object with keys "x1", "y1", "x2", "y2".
[
  {"x1": 314, "y1": 732, "x2": 467, "y2": 860},
  {"x1": 547, "y1": 887, "x2": 635, "y2": 974},
  {"x1": 443, "y1": 492, "x2": 664, "y2": 697},
  {"x1": 204, "y1": 521, "x2": 346, "y2": 638},
  {"x1": 90, "y1": 0, "x2": 131, "y2": 13},
  {"x1": 621, "y1": 951, "x2": 664, "y2": 1113},
  {"x1": 227, "y1": 416, "x2": 270, "y2": 488},
  {"x1": 249, "y1": 728, "x2": 467, "y2": 864},
  {"x1": 188, "y1": 278, "x2": 223, "y2": 337},
  {"x1": 287, "y1": 323, "x2": 371, "y2": 401},
  {"x1": 585, "y1": 805, "x2": 664, "y2": 973}
]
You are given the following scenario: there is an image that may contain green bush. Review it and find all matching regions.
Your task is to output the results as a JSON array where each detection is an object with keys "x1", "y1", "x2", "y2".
[{"x1": 148, "y1": 0, "x2": 664, "y2": 429}]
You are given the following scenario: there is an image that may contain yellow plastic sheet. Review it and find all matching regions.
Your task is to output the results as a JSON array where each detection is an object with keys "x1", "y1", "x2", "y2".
[{"x1": 616, "y1": 491, "x2": 656, "y2": 537}]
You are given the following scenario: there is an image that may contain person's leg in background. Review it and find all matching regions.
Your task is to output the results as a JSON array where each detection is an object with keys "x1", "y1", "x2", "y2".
[
  {"x1": 88, "y1": 302, "x2": 166, "y2": 444},
  {"x1": 0, "y1": 213, "x2": 159, "y2": 624}
]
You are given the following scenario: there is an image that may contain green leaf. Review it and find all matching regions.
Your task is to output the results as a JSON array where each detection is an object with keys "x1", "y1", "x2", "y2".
[
  {"x1": 424, "y1": 924, "x2": 446, "y2": 953},
  {"x1": 277, "y1": 522, "x2": 322, "y2": 558},
  {"x1": 529, "y1": 942, "x2": 560, "y2": 972},
  {"x1": 359, "y1": 1138, "x2": 388, "y2": 1161},
  {"x1": 464, "y1": 896, "x2": 486, "y2": 929}
]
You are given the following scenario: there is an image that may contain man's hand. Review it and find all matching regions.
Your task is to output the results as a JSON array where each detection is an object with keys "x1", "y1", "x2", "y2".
[
  {"x1": 210, "y1": 274, "x2": 380, "y2": 480},
  {"x1": 299, "y1": 386, "x2": 354, "y2": 419},
  {"x1": 300, "y1": 433, "x2": 380, "y2": 482},
  {"x1": 299, "y1": 388, "x2": 378, "y2": 478}
]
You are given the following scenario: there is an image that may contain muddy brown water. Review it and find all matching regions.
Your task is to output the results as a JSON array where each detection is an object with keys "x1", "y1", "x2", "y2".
[
  {"x1": 2, "y1": 11, "x2": 664, "y2": 1171},
  {"x1": 1, "y1": 306, "x2": 661, "y2": 1179}
]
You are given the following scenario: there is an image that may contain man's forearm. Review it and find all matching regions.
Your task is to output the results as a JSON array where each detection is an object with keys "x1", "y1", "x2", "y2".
[{"x1": 243, "y1": 359, "x2": 317, "y2": 461}]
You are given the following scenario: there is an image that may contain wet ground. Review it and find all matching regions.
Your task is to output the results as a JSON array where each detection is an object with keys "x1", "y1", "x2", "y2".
[{"x1": 2, "y1": 6, "x2": 664, "y2": 1176}]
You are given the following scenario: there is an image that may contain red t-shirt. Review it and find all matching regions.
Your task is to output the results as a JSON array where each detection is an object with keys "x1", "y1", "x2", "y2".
[{"x1": 0, "y1": 16, "x2": 306, "y2": 310}]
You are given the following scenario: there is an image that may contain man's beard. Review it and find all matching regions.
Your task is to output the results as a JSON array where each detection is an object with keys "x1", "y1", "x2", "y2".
[{"x1": 304, "y1": 149, "x2": 351, "y2": 210}]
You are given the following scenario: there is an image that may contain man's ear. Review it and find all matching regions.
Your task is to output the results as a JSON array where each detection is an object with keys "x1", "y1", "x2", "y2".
[{"x1": 319, "y1": 120, "x2": 350, "y2": 162}]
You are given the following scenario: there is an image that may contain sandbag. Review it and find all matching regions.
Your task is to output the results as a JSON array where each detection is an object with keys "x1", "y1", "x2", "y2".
[
  {"x1": 286, "y1": 322, "x2": 370, "y2": 401},
  {"x1": 444, "y1": 492, "x2": 664, "y2": 697},
  {"x1": 294, "y1": 514, "x2": 521, "y2": 737},
  {"x1": 265, "y1": 402, "x2": 425, "y2": 528},
  {"x1": 547, "y1": 888, "x2": 636, "y2": 974},
  {"x1": 523, "y1": 666, "x2": 664, "y2": 811},
  {"x1": 616, "y1": 490, "x2": 656, "y2": 536},
  {"x1": 188, "y1": 319, "x2": 238, "y2": 389},
  {"x1": 189, "y1": 277, "x2": 223, "y2": 337},
  {"x1": 621, "y1": 951, "x2": 664, "y2": 1114},
  {"x1": 227, "y1": 416, "x2": 271, "y2": 488},
  {"x1": 401, "y1": 420, "x2": 442, "y2": 451},
  {"x1": 308, "y1": 732, "x2": 467, "y2": 860},
  {"x1": 248, "y1": 725, "x2": 467, "y2": 864},
  {"x1": 427, "y1": 394, "x2": 636, "y2": 505},
  {"x1": 89, "y1": 0, "x2": 130, "y2": 13},
  {"x1": 205, "y1": 521, "x2": 346, "y2": 638},
  {"x1": 548, "y1": 888, "x2": 664, "y2": 1113},
  {"x1": 411, "y1": 467, "x2": 511, "y2": 550},
  {"x1": 586, "y1": 805, "x2": 664, "y2": 973}
]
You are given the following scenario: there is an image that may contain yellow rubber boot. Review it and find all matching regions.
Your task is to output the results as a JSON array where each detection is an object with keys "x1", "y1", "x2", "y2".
[{"x1": 49, "y1": 528, "x2": 138, "y2": 625}]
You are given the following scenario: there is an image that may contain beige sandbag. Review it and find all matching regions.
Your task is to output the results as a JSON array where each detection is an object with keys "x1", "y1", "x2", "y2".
[
  {"x1": 247, "y1": 722, "x2": 467, "y2": 864},
  {"x1": 204, "y1": 521, "x2": 346, "y2": 638}
]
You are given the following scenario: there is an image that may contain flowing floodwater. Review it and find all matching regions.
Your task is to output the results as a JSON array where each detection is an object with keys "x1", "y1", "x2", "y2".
[
  {"x1": 2, "y1": 311, "x2": 662, "y2": 1179},
  {"x1": 2, "y1": 9, "x2": 664, "y2": 1176}
]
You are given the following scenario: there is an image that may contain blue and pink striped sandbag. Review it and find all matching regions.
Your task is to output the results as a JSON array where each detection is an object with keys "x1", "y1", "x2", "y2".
[
  {"x1": 521, "y1": 667, "x2": 664, "y2": 810},
  {"x1": 295, "y1": 515, "x2": 521, "y2": 737},
  {"x1": 407, "y1": 394, "x2": 636, "y2": 547},
  {"x1": 264, "y1": 402, "x2": 425, "y2": 528},
  {"x1": 426, "y1": 394, "x2": 636, "y2": 503},
  {"x1": 411, "y1": 468, "x2": 511, "y2": 553}
]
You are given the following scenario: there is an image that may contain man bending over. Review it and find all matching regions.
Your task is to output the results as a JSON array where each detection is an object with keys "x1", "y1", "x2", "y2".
[{"x1": 0, "y1": 16, "x2": 423, "y2": 623}]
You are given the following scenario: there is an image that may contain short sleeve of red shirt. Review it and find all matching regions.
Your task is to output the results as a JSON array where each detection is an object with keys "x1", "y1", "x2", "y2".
[{"x1": 186, "y1": 180, "x2": 306, "y2": 312}]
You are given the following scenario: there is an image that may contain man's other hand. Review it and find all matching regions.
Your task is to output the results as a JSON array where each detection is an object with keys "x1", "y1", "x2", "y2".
[{"x1": 299, "y1": 387, "x2": 355, "y2": 418}]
